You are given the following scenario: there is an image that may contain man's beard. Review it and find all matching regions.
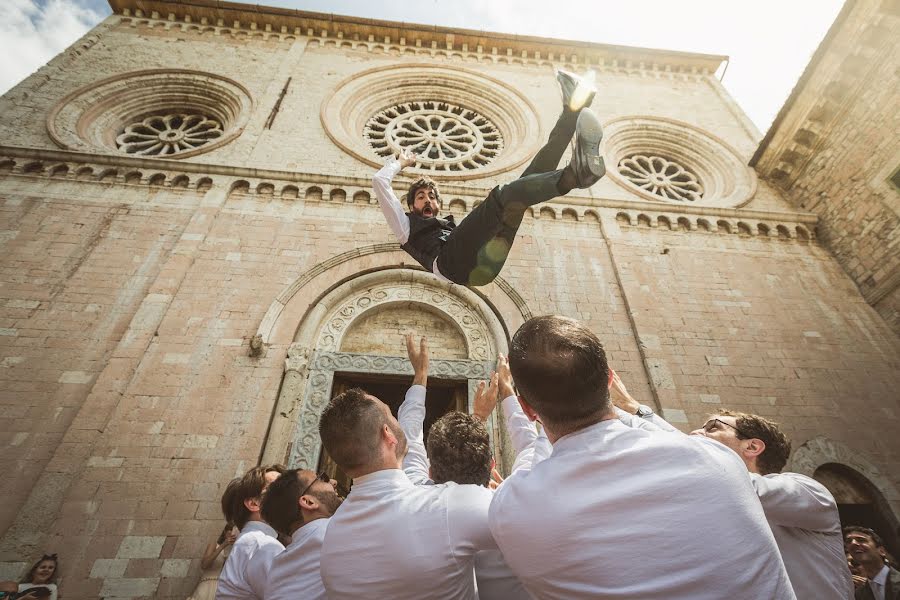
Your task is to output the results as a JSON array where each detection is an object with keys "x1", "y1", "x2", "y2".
[
  {"x1": 310, "y1": 489, "x2": 344, "y2": 517},
  {"x1": 388, "y1": 419, "x2": 408, "y2": 461}
]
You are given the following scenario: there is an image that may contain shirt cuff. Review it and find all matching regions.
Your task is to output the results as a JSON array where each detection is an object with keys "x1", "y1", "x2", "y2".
[{"x1": 384, "y1": 157, "x2": 402, "y2": 176}]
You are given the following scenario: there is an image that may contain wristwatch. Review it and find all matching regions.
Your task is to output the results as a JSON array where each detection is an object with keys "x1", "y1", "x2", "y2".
[{"x1": 635, "y1": 404, "x2": 654, "y2": 418}]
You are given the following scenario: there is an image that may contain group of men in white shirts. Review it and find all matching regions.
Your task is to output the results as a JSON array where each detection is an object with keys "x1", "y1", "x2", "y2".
[{"x1": 215, "y1": 314, "x2": 857, "y2": 599}]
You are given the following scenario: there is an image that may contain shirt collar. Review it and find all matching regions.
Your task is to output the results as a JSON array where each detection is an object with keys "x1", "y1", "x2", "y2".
[
  {"x1": 873, "y1": 564, "x2": 890, "y2": 586},
  {"x1": 287, "y1": 517, "x2": 329, "y2": 549},
  {"x1": 239, "y1": 520, "x2": 278, "y2": 539},
  {"x1": 551, "y1": 418, "x2": 623, "y2": 453},
  {"x1": 351, "y1": 468, "x2": 414, "y2": 491}
]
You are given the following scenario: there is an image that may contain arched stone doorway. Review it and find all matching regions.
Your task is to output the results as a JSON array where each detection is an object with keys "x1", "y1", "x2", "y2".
[
  {"x1": 262, "y1": 268, "x2": 515, "y2": 478},
  {"x1": 791, "y1": 436, "x2": 900, "y2": 558}
]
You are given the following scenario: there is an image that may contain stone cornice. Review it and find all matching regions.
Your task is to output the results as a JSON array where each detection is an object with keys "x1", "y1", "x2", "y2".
[
  {"x1": 107, "y1": 0, "x2": 726, "y2": 74},
  {"x1": 0, "y1": 144, "x2": 818, "y2": 226}
]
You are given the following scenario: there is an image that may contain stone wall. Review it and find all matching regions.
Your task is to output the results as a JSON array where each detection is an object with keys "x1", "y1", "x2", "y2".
[{"x1": 752, "y1": 0, "x2": 900, "y2": 334}]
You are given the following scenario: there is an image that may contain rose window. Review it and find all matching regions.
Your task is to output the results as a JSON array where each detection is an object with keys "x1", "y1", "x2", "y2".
[
  {"x1": 364, "y1": 101, "x2": 503, "y2": 172},
  {"x1": 617, "y1": 154, "x2": 704, "y2": 202},
  {"x1": 116, "y1": 114, "x2": 224, "y2": 156}
]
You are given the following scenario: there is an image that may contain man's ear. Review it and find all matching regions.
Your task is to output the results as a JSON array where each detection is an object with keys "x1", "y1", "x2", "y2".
[
  {"x1": 299, "y1": 494, "x2": 320, "y2": 512},
  {"x1": 382, "y1": 423, "x2": 397, "y2": 446},
  {"x1": 244, "y1": 496, "x2": 262, "y2": 514},
  {"x1": 743, "y1": 438, "x2": 766, "y2": 459},
  {"x1": 518, "y1": 395, "x2": 540, "y2": 423},
  {"x1": 607, "y1": 368, "x2": 613, "y2": 388}
]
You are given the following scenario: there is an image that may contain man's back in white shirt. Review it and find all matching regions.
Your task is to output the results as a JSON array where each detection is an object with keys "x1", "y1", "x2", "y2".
[
  {"x1": 264, "y1": 517, "x2": 329, "y2": 600},
  {"x1": 489, "y1": 419, "x2": 796, "y2": 600},
  {"x1": 320, "y1": 468, "x2": 496, "y2": 600},
  {"x1": 751, "y1": 472, "x2": 853, "y2": 599},
  {"x1": 215, "y1": 521, "x2": 283, "y2": 600}
]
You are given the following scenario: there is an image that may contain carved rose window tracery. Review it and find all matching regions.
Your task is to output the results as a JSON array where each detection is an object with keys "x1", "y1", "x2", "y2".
[
  {"x1": 617, "y1": 154, "x2": 704, "y2": 202},
  {"x1": 364, "y1": 101, "x2": 504, "y2": 172},
  {"x1": 116, "y1": 113, "x2": 224, "y2": 156}
]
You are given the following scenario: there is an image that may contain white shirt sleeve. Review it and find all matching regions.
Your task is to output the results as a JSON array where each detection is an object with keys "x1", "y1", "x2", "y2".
[
  {"x1": 749, "y1": 472, "x2": 841, "y2": 532},
  {"x1": 399, "y1": 384, "x2": 431, "y2": 485},
  {"x1": 447, "y1": 484, "x2": 499, "y2": 555},
  {"x1": 373, "y1": 158, "x2": 411, "y2": 244},
  {"x1": 245, "y1": 541, "x2": 284, "y2": 600}
]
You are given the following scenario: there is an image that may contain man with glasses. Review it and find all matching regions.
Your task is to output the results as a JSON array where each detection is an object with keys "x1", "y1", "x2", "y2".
[
  {"x1": 260, "y1": 469, "x2": 343, "y2": 600},
  {"x1": 610, "y1": 375, "x2": 853, "y2": 600}
]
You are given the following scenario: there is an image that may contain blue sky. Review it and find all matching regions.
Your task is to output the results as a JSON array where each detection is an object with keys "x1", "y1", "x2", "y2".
[{"x1": 1, "y1": 0, "x2": 845, "y2": 133}]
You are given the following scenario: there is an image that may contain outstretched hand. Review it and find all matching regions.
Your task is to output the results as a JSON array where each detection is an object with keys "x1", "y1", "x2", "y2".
[
  {"x1": 496, "y1": 354, "x2": 514, "y2": 400},
  {"x1": 405, "y1": 333, "x2": 429, "y2": 386},
  {"x1": 398, "y1": 150, "x2": 417, "y2": 169},
  {"x1": 473, "y1": 371, "x2": 499, "y2": 422},
  {"x1": 609, "y1": 369, "x2": 640, "y2": 414}
]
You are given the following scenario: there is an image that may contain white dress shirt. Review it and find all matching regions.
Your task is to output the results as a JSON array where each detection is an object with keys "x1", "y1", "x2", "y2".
[
  {"x1": 263, "y1": 518, "x2": 329, "y2": 600},
  {"x1": 750, "y1": 472, "x2": 854, "y2": 599},
  {"x1": 216, "y1": 521, "x2": 284, "y2": 600},
  {"x1": 870, "y1": 564, "x2": 890, "y2": 600},
  {"x1": 372, "y1": 158, "x2": 450, "y2": 282},
  {"x1": 489, "y1": 418, "x2": 796, "y2": 600},
  {"x1": 618, "y1": 410, "x2": 853, "y2": 599},
  {"x1": 320, "y1": 468, "x2": 496, "y2": 599},
  {"x1": 397, "y1": 385, "x2": 532, "y2": 600}
]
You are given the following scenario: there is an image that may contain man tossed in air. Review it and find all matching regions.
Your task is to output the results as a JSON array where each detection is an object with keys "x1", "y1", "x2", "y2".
[{"x1": 373, "y1": 71, "x2": 604, "y2": 287}]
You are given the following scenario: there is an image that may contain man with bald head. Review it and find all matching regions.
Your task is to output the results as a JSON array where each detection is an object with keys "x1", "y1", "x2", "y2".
[
  {"x1": 260, "y1": 468, "x2": 343, "y2": 600},
  {"x1": 318, "y1": 387, "x2": 497, "y2": 599}
]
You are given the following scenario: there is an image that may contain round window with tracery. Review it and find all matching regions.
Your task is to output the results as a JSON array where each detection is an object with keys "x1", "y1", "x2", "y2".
[
  {"x1": 364, "y1": 101, "x2": 504, "y2": 172},
  {"x1": 116, "y1": 113, "x2": 224, "y2": 156},
  {"x1": 617, "y1": 154, "x2": 704, "y2": 202}
]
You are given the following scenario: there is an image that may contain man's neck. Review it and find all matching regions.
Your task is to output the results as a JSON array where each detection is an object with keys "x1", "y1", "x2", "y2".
[
  {"x1": 347, "y1": 458, "x2": 402, "y2": 479},
  {"x1": 862, "y1": 560, "x2": 886, "y2": 579}
]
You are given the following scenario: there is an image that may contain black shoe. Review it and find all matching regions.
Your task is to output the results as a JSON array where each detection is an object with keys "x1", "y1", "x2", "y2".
[
  {"x1": 568, "y1": 110, "x2": 605, "y2": 188},
  {"x1": 557, "y1": 69, "x2": 596, "y2": 112}
]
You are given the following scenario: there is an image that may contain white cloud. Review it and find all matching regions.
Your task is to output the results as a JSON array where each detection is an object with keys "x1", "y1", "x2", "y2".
[{"x1": 0, "y1": 0, "x2": 105, "y2": 95}]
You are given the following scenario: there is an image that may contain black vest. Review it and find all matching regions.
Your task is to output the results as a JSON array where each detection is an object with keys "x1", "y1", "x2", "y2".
[{"x1": 400, "y1": 213, "x2": 456, "y2": 272}]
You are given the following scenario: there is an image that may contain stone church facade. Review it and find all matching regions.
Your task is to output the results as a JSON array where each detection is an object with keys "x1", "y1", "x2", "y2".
[{"x1": 0, "y1": 0, "x2": 896, "y2": 597}]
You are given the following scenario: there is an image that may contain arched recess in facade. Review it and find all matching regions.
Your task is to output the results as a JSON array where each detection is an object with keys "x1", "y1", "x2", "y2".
[
  {"x1": 790, "y1": 436, "x2": 900, "y2": 548},
  {"x1": 256, "y1": 244, "x2": 533, "y2": 474}
]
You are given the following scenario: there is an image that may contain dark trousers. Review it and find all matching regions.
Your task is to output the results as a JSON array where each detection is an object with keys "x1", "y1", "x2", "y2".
[{"x1": 437, "y1": 111, "x2": 578, "y2": 286}]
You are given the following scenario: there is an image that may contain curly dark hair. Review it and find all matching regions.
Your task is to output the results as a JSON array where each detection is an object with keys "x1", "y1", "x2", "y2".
[
  {"x1": 405, "y1": 176, "x2": 441, "y2": 209},
  {"x1": 719, "y1": 409, "x2": 791, "y2": 475},
  {"x1": 427, "y1": 411, "x2": 491, "y2": 486}
]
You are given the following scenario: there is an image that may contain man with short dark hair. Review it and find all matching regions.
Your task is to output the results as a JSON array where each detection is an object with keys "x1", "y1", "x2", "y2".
[
  {"x1": 845, "y1": 527, "x2": 900, "y2": 600},
  {"x1": 260, "y1": 469, "x2": 343, "y2": 600},
  {"x1": 397, "y1": 334, "x2": 529, "y2": 599},
  {"x1": 609, "y1": 373, "x2": 853, "y2": 599},
  {"x1": 216, "y1": 465, "x2": 284, "y2": 600},
  {"x1": 374, "y1": 71, "x2": 605, "y2": 287},
  {"x1": 318, "y1": 383, "x2": 497, "y2": 599},
  {"x1": 490, "y1": 315, "x2": 795, "y2": 599}
]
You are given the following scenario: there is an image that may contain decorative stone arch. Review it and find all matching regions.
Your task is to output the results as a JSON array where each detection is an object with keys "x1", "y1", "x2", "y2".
[
  {"x1": 265, "y1": 269, "x2": 513, "y2": 473},
  {"x1": 257, "y1": 245, "x2": 533, "y2": 475},
  {"x1": 789, "y1": 436, "x2": 900, "y2": 526}
]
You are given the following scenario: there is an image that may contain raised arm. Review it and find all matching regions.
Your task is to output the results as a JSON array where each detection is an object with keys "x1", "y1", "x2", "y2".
[
  {"x1": 373, "y1": 151, "x2": 417, "y2": 244},
  {"x1": 399, "y1": 334, "x2": 430, "y2": 485},
  {"x1": 609, "y1": 369, "x2": 678, "y2": 433}
]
